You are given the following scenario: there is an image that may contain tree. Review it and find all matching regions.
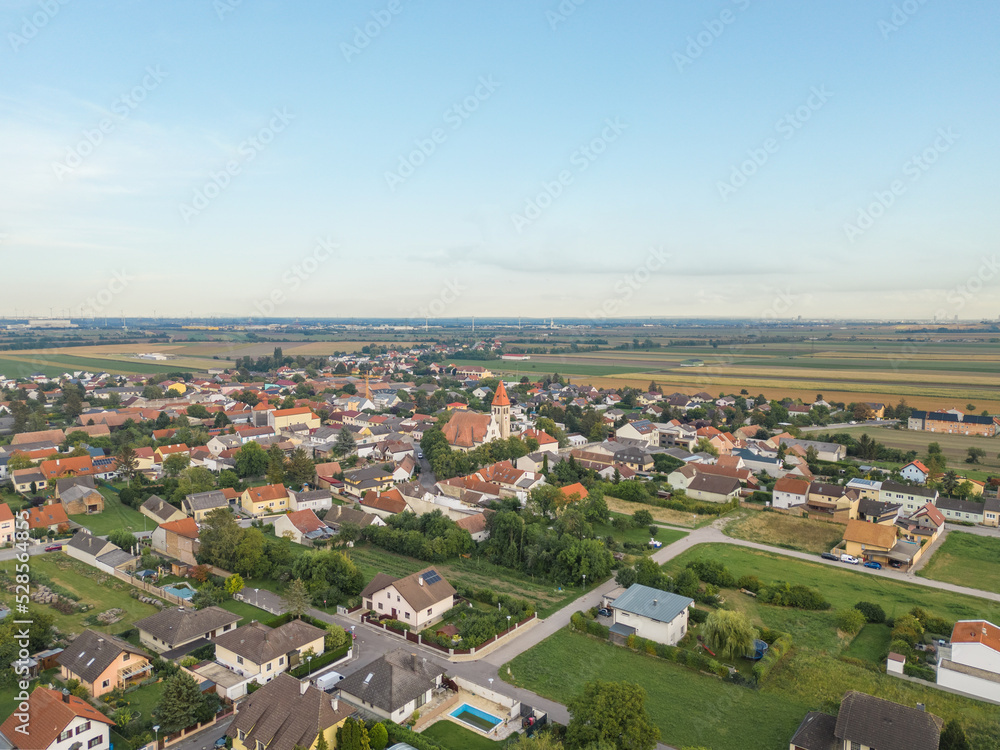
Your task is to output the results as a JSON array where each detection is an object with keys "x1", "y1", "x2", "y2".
[
  {"x1": 224, "y1": 573, "x2": 245, "y2": 596},
  {"x1": 966, "y1": 447, "x2": 986, "y2": 464},
  {"x1": 565, "y1": 680, "x2": 660, "y2": 750},
  {"x1": 153, "y1": 672, "x2": 206, "y2": 732},
  {"x1": 115, "y1": 446, "x2": 140, "y2": 485},
  {"x1": 282, "y1": 578, "x2": 312, "y2": 617},
  {"x1": 335, "y1": 428, "x2": 356, "y2": 457},
  {"x1": 163, "y1": 452, "x2": 191, "y2": 477},
  {"x1": 702, "y1": 609, "x2": 756, "y2": 660},
  {"x1": 368, "y1": 723, "x2": 388, "y2": 750},
  {"x1": 235, "y1": 441, "x2": 268, "y2": 478},
  {"x1": 335, "y1": 717, "x2": 370, "y2": 750},
  {"x1": 940, "y1": 719, "x2": 972, "y2": 750},
  {"x1": 108, "y1": 530, "x2": 138, "y2": 553}
]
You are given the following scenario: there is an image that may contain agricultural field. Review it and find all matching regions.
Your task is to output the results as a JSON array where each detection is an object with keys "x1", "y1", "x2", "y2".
[
  {"x1": 918, "y1": 532, "x2": 1000, "y2": 594},
  {"x1": 828, "y1": 425, "x2": 1000, "y2": 474},
  {"x1": 723, "y1": 510, "x2": 845, "y2": 555}
]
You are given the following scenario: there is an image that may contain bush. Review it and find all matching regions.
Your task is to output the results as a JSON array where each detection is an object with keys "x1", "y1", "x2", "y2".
[
  {"x1": 836, "y1": 608, "x2": 866, "y2": 636},
  {"x1": 854, "y1": 601, "x2": 886, "y2": 623}
]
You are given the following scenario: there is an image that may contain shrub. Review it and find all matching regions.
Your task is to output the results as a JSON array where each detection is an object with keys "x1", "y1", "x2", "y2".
[
  {"x1": 836, "y1": 608, "x2": 866, "y2": 636},
  {"x1": 854, "y1": 601, "x2": 886, "y2": 623}
]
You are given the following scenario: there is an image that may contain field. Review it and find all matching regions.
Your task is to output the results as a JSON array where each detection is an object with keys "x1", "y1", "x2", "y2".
[
  {"x1": 69, "y1": 486, "x2": 151, "y2": 536},
  {"x1": 822, "y1": 425, "x2": 1000, "y2": 474},
  {"x1": 0, "y1": 553, "x2": 162, "y2": 637},
  {"x1": 723, "y1": 510, "x2": 845, "y2": 555},
  {"x1": 918, "y1": 531, "x2": 1000, "y2": 594},
  {"x1": 421, "y1": 720, "x2": 502, "y2": 749}
]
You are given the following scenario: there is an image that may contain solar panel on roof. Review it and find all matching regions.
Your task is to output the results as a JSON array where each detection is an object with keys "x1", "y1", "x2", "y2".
[{"x1": 422, "y1": 570, "x2": 441, "y2": 585}]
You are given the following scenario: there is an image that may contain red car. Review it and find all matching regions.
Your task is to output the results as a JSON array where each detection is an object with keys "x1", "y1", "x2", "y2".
[{"x1": 44, "y1": 545, "x2": 63, "y2": 552}]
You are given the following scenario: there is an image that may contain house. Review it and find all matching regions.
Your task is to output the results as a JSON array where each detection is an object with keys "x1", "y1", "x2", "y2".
[
  {"x1": 900, "y1": 460, "x2": 930, "y2": 484},
  {"x1": 361, "y1": 567, "x2": 456, "y2": 629},
  {"x1": 789, "y1": 690, "x2": 942, "y2": 750},
  {"x1": 0, "y1": 502, "x2": 17, "y2": 546},
  {"x1": 935, "y1": 496, "x2": 985, "y2": 524},
  {"x1": 880, "y1": 481, "x2": 939, "y2": 516},
  {"x1": 227, "y1": 672, "x2": 351, "y2": 750},
  {"x1": 56, "y1": 630, "x2": 151, "y2": 697},
  {"x1": 686, "y1": 474, "x2": 740, "y2": 504},
  {"x1": 0, "y1": 686, "x2": 115, "y2": 750},
  {"x1": 240, "y1": 483, "x2": 289, "y2": 516},
  {"x1": 65, "y1": 531, "x2": 136, "y2": 573},
  {"x1": 140, "y1": 494, "x2": 187, "y2": 525},
  {"x1": 287, "y1": 487, "x2": 333, "y2": 513},
  {"x1": 455, "y1": 512, "x2": 490, "y2": 542},
  {"x1": 268, "y1": 406, "x2": 320, "y2": 431},
  {"x1": 805, "y1": 483, "x2": 860, "y2": 522},
  {"x1": 135, "y1": 605, "x2": 240, "y2": 654},
  {"x1": 324, "y1": 504, "x2": 385, "y2": 532},
  {"x1": 58, "y1": 485, "x2": 103, "y2": 515},
  {"x1": 183, "y1": 489, "x2": 231, "y2": 521},
  {"x1": 25, "y1": 503, "x2": 69, "y2": 533},
  {"x1": 273, "y1": 509, "x2": 333, "y2": 545},
  {"x1": 772, "y1": 477, "x2": 811, "y2": 509},
  {"x1": 214, "y1": 619, "x2": 326, "y2": 684},
  {"x1": 608, "y1": 584, "x2": 694, "y2": 646},
  {"x1": 937, "y1": 619, "x2": 1000, "y2": 703},
  {"x1": 336, "y1": 648, "x2": 445, "y2": 723},
  {"x1": 151, "y1": 517, "x2": 201, "y2": 566},
  {"x1": 843, "y1": 520, "x2": 898, "y2": 564}
]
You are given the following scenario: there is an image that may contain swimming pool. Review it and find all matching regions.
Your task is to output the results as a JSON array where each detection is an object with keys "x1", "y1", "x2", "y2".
[
  {"x1": 449, "y1": 703, "x2": 502, "y2": 732},
  {"x1": 162, "y1": 582, "x2": 197, "y2": 600}
]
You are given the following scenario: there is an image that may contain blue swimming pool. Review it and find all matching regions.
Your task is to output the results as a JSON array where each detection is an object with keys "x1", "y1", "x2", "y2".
[
  {"x1": 162, "y1": 582, "x2": 197, "y2": 600},
  {"x1": 449, "y1": 703, "x2": 502, "y2": 732}
]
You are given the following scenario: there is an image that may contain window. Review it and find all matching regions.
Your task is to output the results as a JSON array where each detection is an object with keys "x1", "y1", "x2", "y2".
[
  {"x1": 77, "y1": 722, "x2": 91, "y2": 734},
  {"x1": 88, "y1": 737, "x2": 101, "y2": 748},
  {"x1": 237, "y1": 656, "x2": 244, "y2": 665}
]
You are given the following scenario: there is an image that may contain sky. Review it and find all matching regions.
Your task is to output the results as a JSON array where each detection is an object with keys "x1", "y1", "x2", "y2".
[{"x1": 2, "y1": 0, "x2": 998, "y2": 322}]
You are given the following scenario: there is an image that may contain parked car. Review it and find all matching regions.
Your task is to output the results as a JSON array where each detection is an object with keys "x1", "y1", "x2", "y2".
[
  {"x1": 597, "y1": 608, "x2": 612, "y2": 617},
  {"x1": 820, "y1": 552, "x2": 839, "y2": 561},
  {"x1": 863, "y1": 561, "x2": 882, "y2": 570},
  {"x1": 840, "y1": 554, "x2": 861, "y2": 564},
  {"x1": 44, "y1": 545, "x2": 63, "y2": 552}
]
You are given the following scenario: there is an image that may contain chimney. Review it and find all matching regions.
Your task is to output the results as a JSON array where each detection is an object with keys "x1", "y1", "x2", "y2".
[{"x1": 62, "y1": 689, "x2": 71, "y2": 703}]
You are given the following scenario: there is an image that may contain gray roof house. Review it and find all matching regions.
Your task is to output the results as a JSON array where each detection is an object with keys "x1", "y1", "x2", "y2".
[
  {"x1": 337, "y1": 648, "x2": 445, "y2": 722},
  {"x1": 609, "y1": 584, "x2": 694, "y2": 647}
]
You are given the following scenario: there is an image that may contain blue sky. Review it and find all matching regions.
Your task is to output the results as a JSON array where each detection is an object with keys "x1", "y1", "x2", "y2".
[{"x1": 2, "y1": 0, "x2": 998, "y2": 321}]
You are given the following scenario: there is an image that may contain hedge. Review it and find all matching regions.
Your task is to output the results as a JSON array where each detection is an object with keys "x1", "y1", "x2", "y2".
[
  {"x1": 287, "y1": 642, "x2": 351, "y2": 677},
  {"x1": 752, "y1": 634, "x2": 794, "y2": 683}
]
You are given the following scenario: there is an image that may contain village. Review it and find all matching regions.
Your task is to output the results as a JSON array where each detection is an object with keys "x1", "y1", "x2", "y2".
[{"x1": 1, "y1": 342, "x2": 1000, "y2": 750}]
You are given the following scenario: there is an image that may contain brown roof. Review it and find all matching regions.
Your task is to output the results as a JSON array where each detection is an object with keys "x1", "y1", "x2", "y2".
[
  {"x1": 0, "y1": 687, "x2": 114, "y2": 750},
  {"x1": 226, "y1": 672, "x2": 350, "y2": 750},
  {"x1": 843, "y1": 520, "x2": 897, "y2": 550},
  {"x1": 213, "y1": 619, "x2": 325, "y2": 663},
  {"x1": 362, "y1": 566, "x2": 456, "y2": 612},
  {"x1": 441, "y1": 410, "x2": 493, "y2": 448}
]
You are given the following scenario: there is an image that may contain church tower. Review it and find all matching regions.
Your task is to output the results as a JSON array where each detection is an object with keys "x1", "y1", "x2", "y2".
[{"x1": 491, "y1": 379, "x2": 511, "y2": 440}]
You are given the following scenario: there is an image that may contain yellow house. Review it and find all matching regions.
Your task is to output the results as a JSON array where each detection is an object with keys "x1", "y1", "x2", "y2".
[
  {"x1": 240, "y1": 483, "x2": 289, "y2": 515},
  {"x1": 228, "y1": 672, "x2": 350, "y2": 750},
  {"x1": 57, "y1": 630, "x2": 152, "y2": 698},
  {"x1": 214, "y1": 620, "x2": 326, "y2": 684}
]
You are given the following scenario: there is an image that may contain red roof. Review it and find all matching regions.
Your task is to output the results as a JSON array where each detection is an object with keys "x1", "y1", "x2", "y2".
[
  {"x1": 0, "y1": 687, "x2": 113, "y2": 750},
  {"x1": 492, "y1": 379, "x2": 510, "y2": 407}
]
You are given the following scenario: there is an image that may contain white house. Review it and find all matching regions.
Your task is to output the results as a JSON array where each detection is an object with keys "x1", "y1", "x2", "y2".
[
  {"x1": 0, "y1": 687, "x2": 114, "y2": 750},
  {"x1": 937, "y1": 620, "x2": 1000, "y2": 703},
  {"x1": 609, "y1": 584, "x2": 693, "y2": 646}
]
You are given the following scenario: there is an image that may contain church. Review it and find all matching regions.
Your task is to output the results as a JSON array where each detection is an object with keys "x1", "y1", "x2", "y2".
[{"x1": 441, "y1": 379, "x2": 511, "y2": 452}]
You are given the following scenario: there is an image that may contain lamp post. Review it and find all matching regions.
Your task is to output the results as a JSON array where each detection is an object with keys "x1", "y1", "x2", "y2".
[{"x1": 153, "y1": 725, "x2": 160, "y2": 750}]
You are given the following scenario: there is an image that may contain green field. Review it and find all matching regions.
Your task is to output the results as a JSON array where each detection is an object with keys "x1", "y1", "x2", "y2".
[
  {"x1": 842, "y1": 624, "x2": 892, "y2": 664},
  {"x1": 421, "y1": 720, "x2": 502, "y2": 749},
  {"x1": 918, "y1": 531, "x2": 1000, "y2": 594},
  {"x1": 504, "y1": 628, "x2": 810, "y2": 750}
]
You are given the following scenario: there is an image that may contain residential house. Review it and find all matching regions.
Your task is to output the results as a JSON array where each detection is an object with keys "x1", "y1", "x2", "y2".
[
  {"x1": 609, "y1": 584, "x2": 694, "y2": 647},
  {"x1": 227, "y1": 673, "x2": 351, "y2": 750},
  {"x1": 287, "y1": 487, "x2": 333, "y2": 513},
  {"x1": 772, "y1": 476, "x2": 811, "y2": 509},
  {"x1": 140, "y1": 494, "x2": 187, "y2": 525},
  {"x1": 214, "y1": 619, "x2": 326, "y2": 684},
  {"x1": 937, "y1": 619, "x2": 1000, "y2": 703},
  {"x1": 135, "y1": 605, "x2": 240, "y2": 654},
  {"x1": 788, "y1": 690, "x2": 942, "y2": 750},
  {"x1": 240, "y1": 483, "x2": 289, "y2": 516},
  {"x1": 274, "y1": 509, "x2": 333, "y2": 545},
  {"x1": 58, "y1": 485, "x2": 103, "y2": 515},
  {"x1": 151, "y1": 517, "x2": 201, "y2": 566},
  {"x1": 183, "y1": 489, "x2": 231, "y2": 521},
  {"x1": 25, "y1": 503, "x2": 69, "y2": 534},
  {"x1": 879, "y1": 481, "x2": 939, "y2": 516},
  {"x1": 57, "y1": 630, "x2": 151, "y2": 698},
  {"x1": 360, "y1": 567, "x2": 456, "y2": 629},
  {"x1": 336, "y1": 648, "x2": 445, "y2": 723},
  {"x1": 0, "y1": 686, "x2": 115, "y2": 750},
  {"x1": 900, "y1": 460, "x2": 931, "y2": 484},
  {"x1": 686, "y1": 474, "x2": 740, "y2": 504}
]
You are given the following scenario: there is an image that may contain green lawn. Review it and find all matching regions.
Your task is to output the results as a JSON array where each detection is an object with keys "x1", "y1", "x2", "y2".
[
  {"x1": 842, "y1": 624, "x2": 892, "y2": 665},
  {"x1": 421, "y1": 720, "x2": 503, "y2": 749},
  {"x1": 69, "y1": 487, "x2": 151, "y2": 536},
  {"x1": 503, "y1": 628, "x2": 810, "y2": 750},
  {"x1": 0, "y1": 553, "x2": 162, "y2": 637},
  {"x1": 918, "y1": 531, "x2": 1000, "y2": 594}
]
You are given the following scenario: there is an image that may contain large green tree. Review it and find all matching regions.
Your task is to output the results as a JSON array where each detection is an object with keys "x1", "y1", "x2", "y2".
[{"x1": 565, "y1": 680, "x2": 660, "y2": 750}]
